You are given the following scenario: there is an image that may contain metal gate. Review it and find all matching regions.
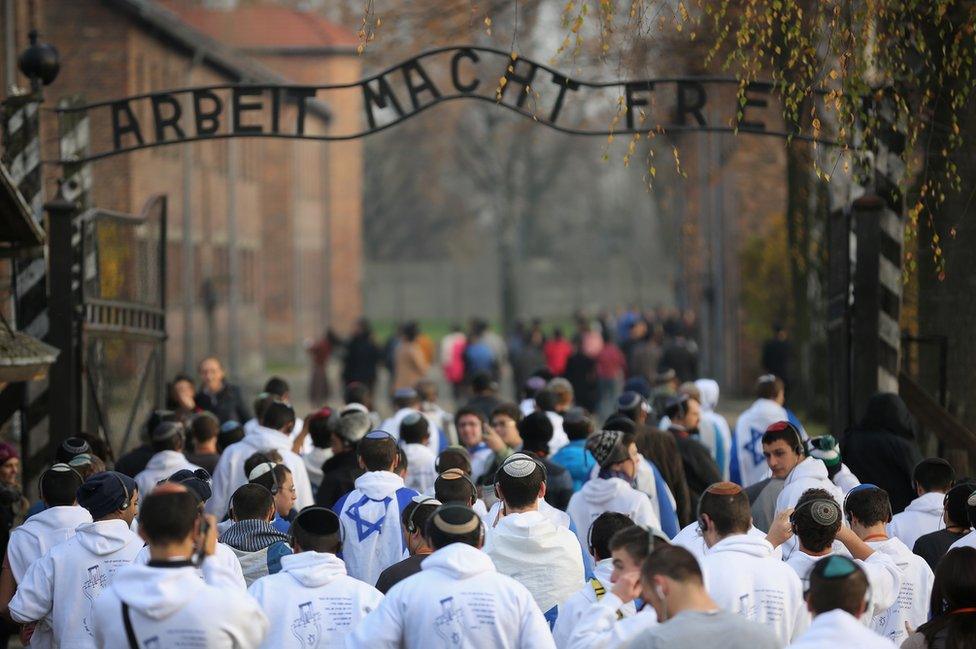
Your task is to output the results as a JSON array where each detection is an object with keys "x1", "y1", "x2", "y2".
[{"x1": 47, "y1": 193, "x2": 167, "y2": 462}]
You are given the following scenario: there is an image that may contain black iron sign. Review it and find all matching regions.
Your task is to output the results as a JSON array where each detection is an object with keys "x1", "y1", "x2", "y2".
[{"x1": 55, "y1": 45, "x2": 830, "y2": 163}]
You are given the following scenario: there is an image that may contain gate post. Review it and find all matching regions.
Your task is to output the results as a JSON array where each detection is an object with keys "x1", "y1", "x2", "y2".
[
  {"x1": 46, "y1": 188, "x2": 81, "y2": 440},
  {"x1": 826, "y1": 207, "x2": 852, "y2": 434}
]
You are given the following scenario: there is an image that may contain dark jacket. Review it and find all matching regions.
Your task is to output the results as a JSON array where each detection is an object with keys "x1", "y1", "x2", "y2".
[
  {"x1": 670, "y1": 428, "x2": 723, "y2": 512},
  {"x1": 343, "y1": 333, "x2": 381, "y2": 386},
  {"x1": 636, "y1": 426, "x2": 694, "y2": 526},
  {"x1": 842, "y1": 393, "x2": 924, "y2": 514},
  {"x1": 913, "y1": 528, "x2": 969, "y2": 572},
  {"x1": 114, "y1": 443, "x2": 155, "y2": 478},
  {"x1": 195, "y1": 383, "x2": 252, "y2": 424},
  {"x1": 538, "y1": 456, "x2": 574, "y2": 511},
  {"x1": 315, "y1": 450, "x2": 364, "y2": 509}
]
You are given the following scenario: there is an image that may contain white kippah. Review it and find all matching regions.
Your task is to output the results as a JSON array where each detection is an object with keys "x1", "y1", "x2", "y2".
[
  {"x1": 501, "y1": 454, "x2": 538, "y2": 478},
  {"x1": 248, "y1": 462, "x2": 277, "y2": 482}
]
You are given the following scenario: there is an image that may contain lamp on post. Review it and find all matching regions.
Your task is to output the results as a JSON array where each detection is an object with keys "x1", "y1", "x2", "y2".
[{"x1": 17, "y1": 29, "x2": 59, "y2": 96}]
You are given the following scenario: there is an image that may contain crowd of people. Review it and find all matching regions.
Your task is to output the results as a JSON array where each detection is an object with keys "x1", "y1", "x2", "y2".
[{"x1": 0, "y1": 317, "x2": 970, "y2": 648}]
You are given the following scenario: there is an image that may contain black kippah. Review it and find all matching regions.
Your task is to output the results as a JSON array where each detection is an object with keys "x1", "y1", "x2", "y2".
[{"x1": 293, "y1": 506, "x2": 341, "y2": 536}]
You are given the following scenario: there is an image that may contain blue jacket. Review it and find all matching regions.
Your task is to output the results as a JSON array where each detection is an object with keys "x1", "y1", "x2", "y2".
[{"x1": 551, "y1": 440, "x2": 597, "y2": 492}]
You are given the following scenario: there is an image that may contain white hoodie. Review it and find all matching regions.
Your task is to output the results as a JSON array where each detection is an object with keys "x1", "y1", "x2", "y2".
[
  {"x1": 671, "y1": 522, "x2": 782, "y2": 563},
  {"x1": 700, "y1": 533, "x2": 807, "y2": 645},
  {"x1": 484, "y1": 510, "x2": 584, "y2": 615},
  {"x1": 334, "y1": 470, "x2": 417, "y2": 585},
  {"x1": 865, "y1": 537, "x2": 934, "y2": 645},
  {"x1": 92, "y1": 557, "x2": 268, "y2": 648},
  {"x1": 402, "y1": 442, "x2": 437, "y2": 495},
  {"x1": 9, "y1": 519, "x2": 144, "y2": 648},
  {"x1": 785, "y1": 549, "x2": 901, "y2": 621},
  {"x1": 567, "y1": 477, "x2": 659, "y2": 550},
  {"x1": 134, "y1": 450, "x2": 204, "y2": 499},
  {"x1": 486, "y1": 497, "x2": 571, "y2": 530},
  {"x1": 788, "y1": 609, "x2": 898, "y2": 649},
  {"x1": 381, "y1": 407, "x2": 442, "y2": 457},
  {"x1": 7, "y1": 505, "x2": 92, "y2": 583},
  {"x1": 552, "y1": 558, "x2": 637, "y2": 648},
  {"x1": 733, "y1": 398, "x2": 787, "y2": 487},
  {"x1": 346, "y1": 542, "x2": 555, "y2": 648},
  {"x1": 5, "y1": 504, "x2": 92, "y2": 649},
  {"x1": 208, "y1": 424, "x2": 315, "y2": 518},
  {"x1": 695, "y1": 379, "x2": 733, "y2": 480},
  {"x1": 246, "y1": 415, "x2": 309, "y2": 453},
  {"x1": 949, "y1": 530, "x2": 976, "y2": 551},
  {"x1": 249, "y1": 551, "x2": 383, "y2": 649},
  {"x1": 775, "y1": 457, "x2": 845, "y2": 515},
  {"x1": 888, "y1": 492, "x2": 946, "y2": 550},
  {"x1": 134, "y1": 542, "x2": 247, "y2": 590},
  {"x1": 566, "y1": 593, "x2": 657, "y2": 649}
]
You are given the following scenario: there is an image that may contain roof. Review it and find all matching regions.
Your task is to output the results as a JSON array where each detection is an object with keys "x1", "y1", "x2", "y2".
[
  {"x1": 0, "y1": 322, "x2": 58, "y2": 382},
  {"x1": 168, "y1": 4, "x2": 358, "y2": 52},
  {"x1": 105, "y1": 0, "x2": 332, "y2": 121},
  {"x1": 0, "y1": 160, "x2": 45, "y2": 257}
]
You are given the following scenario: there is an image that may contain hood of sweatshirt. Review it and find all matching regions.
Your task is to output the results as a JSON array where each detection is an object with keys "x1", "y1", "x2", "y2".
[
  {"x1": 742, "y1": 398, "x2": 788, "y2": 425},
  {"x1": 422, "y1": 542, "x2": 496, "y2": 579},
  {"x1": 904, "y1": 492, "x2": 945, "y2": 517},
  {"x1": 785, "y1": 456, "x2": 830, "y2": 487},
  {"x1": 490, "y1": 511, "x2": 562, "y2": 546},
  {"x1": 708, "y1": 533, "x2": 775, "y2": 559},
  {"x1": 144, "y1": 450, "x2": 196, "y2": 474},
  {"x1": 75, "y1": 519, "x2": 140, "y2": 556},
  {"x1": 112, "y1": 563, "x2": 206, "y2": 620},
  {"x1": 695, "y1": 379, "x2": 720, "y2": 412},
  {"x1": 867, "y1": 536, "x2": 915, "y2": 561},
  {"x1": 580, "y1": 476, "x2": 635, "y2": 506},
  {"x1": 280, "y1": 551, "x2": 347, "y2": 588},
  {"x1": 593, "y1": 557, "x2": 614, "y2": 587},
  {"x1": 353, "y1": 470, "x2": 404, "y2": 500},
  {"x1": 856, "y1": 392, "x2": 917, "y2": 440},
  {"x1": 245, "y1": 424, "x2": 292, "y2": 452},
  {"x1": 15, "y1": 505, "x2": 91, "y2": 542}
]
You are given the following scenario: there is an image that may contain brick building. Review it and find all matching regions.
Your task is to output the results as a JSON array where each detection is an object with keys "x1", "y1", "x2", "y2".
[{"x1": 1, "y1": 0, "x2": 363, "y2": 381}]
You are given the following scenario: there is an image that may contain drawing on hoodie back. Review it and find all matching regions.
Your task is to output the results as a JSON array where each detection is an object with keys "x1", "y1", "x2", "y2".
[
  {"x1": 291, "y1": 601, "x2": 322, "y2": 648},
  {"x1": 434, "y1": 596, "x2": 464, "y2": 646},
  {"x1": 82, "y1": 564, "x2": 110, "y2": 637}
]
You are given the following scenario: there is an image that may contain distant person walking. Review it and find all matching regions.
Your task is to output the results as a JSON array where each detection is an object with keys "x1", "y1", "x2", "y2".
[
  {"x1": 342, "y1": 318, "x2": 382, "y2": 397},
  {"x1": 393, "y1": 322, "x2": 430, "y2": 392}
]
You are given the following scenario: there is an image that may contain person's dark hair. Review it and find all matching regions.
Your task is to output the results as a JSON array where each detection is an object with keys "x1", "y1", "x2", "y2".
[
  {"x1": 55, "y1": 436, "x2": 93, "y2": 464},
  {"x1": 920, "y1": 547, "x2": 976, "y2": 647},
  {"x1": 165, "y1": 373, "x2": 196, "y2": 411},
  {"x1": 589, "y1": 512, "x2": 635, "y2": 560},
  {"x1": 261, "y1": 401, "x2": 296, "y2": 431},
  {"x1": 761, "y1": 421, "x2": 805, "y2": 456},
  {"x1": 699, "y1": 485, "x2": 752, "y2": 536},
  {"x1": 139, "y1": 489, "x2": 199, "y2": 544},
  {"x1": 426, "y1": 505, "x2": 482, "y2": 550},
  {"x1": 151, "y1": 423, "x2": 185, "y2": 453},
  {"x1": 190, "y1": 413, "x2": 220, "y2": 446},
  {"x1": 454, "y1": 407, "x2": 485, "y2": 427},
  {"x1": 397, "y1": 447, "x2": 408, "y2": 472},
  {"x1": 249, "y1": 463, "x2": 290, "y2": 494},
  {"x1": 845, "y1": 486, "x2": 893, "y2": 526},
  {"x1": 217, "y1": 422, "x2": 245, "y2": 452},
  {"x1": 518, "y1": 411, "x2": 554, "y2": 455},
  {"x1": 604, "y1": 415, "x2": 637, "y2": 435},
  {"x1": 40, "y1": 466, "x2": 82, "y2": 506},
  {"x1": 402, "y1": 322, "x2": 419, "y2": 341},
  {"x1": 947, "y1": 483, "x2": 976, "y2": 528},
  {"x1": 609, "y1": 525, "x2": 656, "y2": 563},
  {"x1": 244, "y1": 452, "x2": 272, "y2": 479},
  {"x1": 914, "y1": 459, "x2": 955, "y2": 493},
  {"x1": 434, "y1": 470, "x2": 477, "y2": 505},
  {"x1": 564, "y1": 411, "x2": 594, "y2": 441},
  {"x1": 290, "y1": 507, "x2": 342, "y2": 553},
  {"x1": 490, "y1": 402, "x2": 522, "y2": 424},
  {"x1": 436, "y1": 448, "x2": 472, "y2": 475},
  {"x1": 642, "y1": 544, "x2": 703, "y2": 584},
  {"x1": 534, "y1": 389, "x2": 557, "y2": 413},
  {"x1": 308, "y1": 411, "x2": 338, "y2": 448},
  {"x1": 344, "y1": 382, "x2": 371, "y2": 409},
  {"x1": 253, "y1": 393, "x2": 277, "y2": 424},
  {"x1": 401, "y1": 500, "x2": 440, "y2": 534},
  {"x1": 399, "y1": 412, "x2": 430, "y2": 445},
  {"x1": 756, "y1": 375, "x2": 785, "y2": 400},
  {"x1": 807, "y1": 556, "x2": 870, "y2": 616},
  {"x1": 496, "y1": 459, "x2": 545, "y2": 509},
  {"x1": 792, "y1": 488, "x2": 841, "y2": 553},
  {"x1": 230, "y1": 483, "x2": 275, "y2": 521},
  {"x1": 263, "y1": 377, "x2": 290, "y2": 398},
  {"x1": 357, "y1": 433, "x2": 398, "y2": 471}
]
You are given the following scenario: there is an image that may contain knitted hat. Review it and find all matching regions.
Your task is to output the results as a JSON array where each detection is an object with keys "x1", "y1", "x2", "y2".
[
  {"x1": 586, "y1": 430, "x2": 630, "y2": 468},
  {"x1": 56, "y1": 436, "x2": 91, "y2": 464},
  {"x1": 151, "y1": 421, "x2": 185, "y2": 443},
  {"x1": 498, "y1": 453, "x2": 541, "y2": 479},
  {"x1": 167, "y1": 468, "x2": 212, "y2": 503},
  {"x1": 810, "y1": 435, "x2": 841, "y2": 468},
  {"x1": 0, "y1": 442, "x2": 18, "y2": 466},
  {"x1": 77, "y1": 471, "x2": 136, "y2": 519}
]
